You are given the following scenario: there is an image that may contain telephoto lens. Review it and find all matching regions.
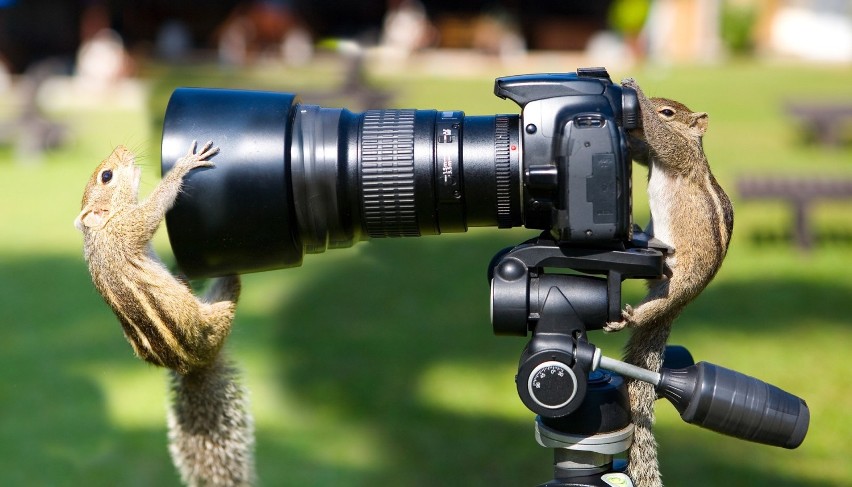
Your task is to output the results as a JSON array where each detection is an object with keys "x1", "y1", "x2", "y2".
[{"x1": 162, "y1": 88, "x2": 522, "y2": 278}]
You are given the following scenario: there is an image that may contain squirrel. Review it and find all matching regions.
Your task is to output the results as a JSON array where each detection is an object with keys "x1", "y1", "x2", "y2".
[
  {"x1": 75, "y1": 141, "x2": 255, "y2": 486},
  {"x1": 603, "y1": 79, "x2": 734, "y2": 487}
]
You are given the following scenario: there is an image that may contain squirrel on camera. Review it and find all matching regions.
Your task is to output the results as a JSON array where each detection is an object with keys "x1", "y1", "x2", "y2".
[
  {"x1": 604, "y1": 79, "x2": 734, "y2": 487},
  {"x1": 75, "y1": 141, "x2": 255, "y2": 487}
]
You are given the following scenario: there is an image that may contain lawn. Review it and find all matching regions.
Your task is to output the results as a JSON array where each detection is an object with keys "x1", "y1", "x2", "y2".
[{"x1": 0, "y1": 59, "x2": 850, "y2": 486}]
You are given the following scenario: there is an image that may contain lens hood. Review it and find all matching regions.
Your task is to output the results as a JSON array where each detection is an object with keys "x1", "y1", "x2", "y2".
[{"x1": 162, "y1": 87, "x2": 302, "y2": 278}]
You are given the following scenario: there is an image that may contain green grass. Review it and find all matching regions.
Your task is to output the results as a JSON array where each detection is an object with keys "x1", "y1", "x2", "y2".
[{"x1": 1, "y1": 60, "x2": 851, "y2": 486}]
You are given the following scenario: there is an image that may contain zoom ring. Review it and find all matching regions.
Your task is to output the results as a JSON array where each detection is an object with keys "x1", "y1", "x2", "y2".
[
  {"x1": 495, "y1": 115, "x2": 512, "y2": 228},
  {"x1": 361, "y1": 110, "x2": 418, "y2": 237}
]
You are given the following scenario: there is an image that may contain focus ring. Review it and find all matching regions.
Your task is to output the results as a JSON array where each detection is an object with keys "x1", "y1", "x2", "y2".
[
  {"x1": 495, "y1": 115, "x2": 512, "y2": 228},
  {"x1": 360, "y1": 110, "x2": 418, "y2": 237}
]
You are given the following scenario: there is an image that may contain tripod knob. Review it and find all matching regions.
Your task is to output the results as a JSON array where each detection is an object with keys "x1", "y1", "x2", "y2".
[
  {"x1": 527, "y1": 361, "x2": 577, "y2": 410},
  {"x1": 517, "y1": 351, "x2": 587, "y2": 417}
]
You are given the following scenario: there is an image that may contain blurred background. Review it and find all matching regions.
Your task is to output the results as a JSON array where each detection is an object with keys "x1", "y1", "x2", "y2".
[{"x1": 0, "y1": 0, "x2": 850, "y2": 485}]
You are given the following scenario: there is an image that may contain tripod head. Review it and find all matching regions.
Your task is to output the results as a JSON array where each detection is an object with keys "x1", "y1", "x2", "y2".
[{"x1": 488, "y1": 233, "x2": 809, "y2": 486}]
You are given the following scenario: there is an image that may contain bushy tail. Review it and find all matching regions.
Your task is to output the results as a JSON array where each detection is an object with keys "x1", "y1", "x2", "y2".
[
  {"x1": 168, "y1": 353, "x2": 256, "y2": 486},
  {"x1": 623, "y1": 321, "x2": 672, "y2": 487}
]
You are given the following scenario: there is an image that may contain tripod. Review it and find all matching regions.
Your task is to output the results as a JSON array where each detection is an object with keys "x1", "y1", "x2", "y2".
[{"x1": 488, "y1": 233, "x2": 809, "y2": 487}]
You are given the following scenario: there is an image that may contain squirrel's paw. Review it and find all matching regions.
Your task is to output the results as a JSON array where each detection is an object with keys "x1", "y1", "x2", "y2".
[
  {"x1": 178, "y1": 140, "x2": 219, "y2": 170},
  {"x1": 603, "y1": 305, "x2": 634, "y2": 333},
  {"x1": 194, "y1": 140, "x2": 219, "y2": 161},
  {"x1": 603, "y1": 320, "x2": 626, "y2": 333}
]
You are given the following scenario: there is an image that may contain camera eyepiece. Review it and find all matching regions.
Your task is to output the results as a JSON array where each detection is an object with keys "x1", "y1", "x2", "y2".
[{"x1": 621, "y1": 86, "x2": 640, "y2": 130}]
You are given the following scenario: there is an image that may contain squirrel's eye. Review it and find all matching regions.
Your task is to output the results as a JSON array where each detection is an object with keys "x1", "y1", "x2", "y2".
[
  {"x1": 101, "y1": 170, "x2": 113, "y2": 184},
  {"x1": 659, "y1": 108, "x2": 676, "y2": 117}
]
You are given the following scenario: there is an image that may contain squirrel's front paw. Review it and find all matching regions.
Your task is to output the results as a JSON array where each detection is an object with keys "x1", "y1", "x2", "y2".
[
  {"x1": 603, "y1": 320, "x2": 626, "y2": 333},
  {"x1": 177, "y1": 140, "x2": 219, "y2": 170},
  {"x1": 603, "y1": 305, "x2": 634, "y2": 333},
  {"x1": 194, "y1": 140, "x2": 219, "y2": 162}
]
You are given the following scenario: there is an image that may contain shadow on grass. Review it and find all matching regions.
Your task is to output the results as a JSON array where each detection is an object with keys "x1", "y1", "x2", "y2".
[
  {"x1": 0, "y1": 236, "x2": 843, "y2": 485},
  {"x1": 0, "y1": 255, "x2": 175, "y2": 485},
  {"x1": 0, "y1": 255, "x2": 366, "y2": 486},
  {"x1": 682, "y1": 271, "x2": 851, "y2": 335}
]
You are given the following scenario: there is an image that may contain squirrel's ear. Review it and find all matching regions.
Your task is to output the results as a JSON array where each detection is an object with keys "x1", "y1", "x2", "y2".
[
  {"x1": 75, "y1": 209, "x2": 107, "y2": 231},
  {"x1": 690, "y1": 112, "x2": 709, "y2": 136}
]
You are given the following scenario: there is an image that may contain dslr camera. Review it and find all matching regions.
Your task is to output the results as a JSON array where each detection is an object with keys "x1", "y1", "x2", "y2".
[{"x1": 162, "y1": 67, "x2": 638, "y2": 277}]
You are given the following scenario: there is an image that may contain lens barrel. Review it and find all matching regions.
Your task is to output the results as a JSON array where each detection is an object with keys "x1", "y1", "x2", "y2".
[{"x1": 162, "y1": 88, "x2": 521, "y2": 278}]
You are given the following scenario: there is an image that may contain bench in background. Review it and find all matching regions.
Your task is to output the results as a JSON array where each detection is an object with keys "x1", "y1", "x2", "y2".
[
  {"x1": 738, "y1": 177, "x2": 852, "y2": 249},
  {"x1": 786, "y1": 103, "x2": 852, "y2": 147}
]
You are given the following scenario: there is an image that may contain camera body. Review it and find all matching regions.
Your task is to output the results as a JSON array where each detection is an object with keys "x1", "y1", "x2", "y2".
[
  {"x1": 495, "y1": 68, "x2": 638, "y2": 244},
  {"x1": 161, "y1": 68, "x2": 639, "y2": 278}
]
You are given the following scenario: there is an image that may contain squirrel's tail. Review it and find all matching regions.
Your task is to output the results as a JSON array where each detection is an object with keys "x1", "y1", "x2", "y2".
[
  {"x1": 167, "y1": 353, "x2": 256, "y2": 487},
  {"x1": 623, "y1": 321, "x2": 672, "y2": 487}
]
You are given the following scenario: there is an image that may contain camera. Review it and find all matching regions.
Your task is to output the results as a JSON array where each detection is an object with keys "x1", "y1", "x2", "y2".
[{"x1": 161, "y1": 67, "x2": 639, "y2": 278}]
